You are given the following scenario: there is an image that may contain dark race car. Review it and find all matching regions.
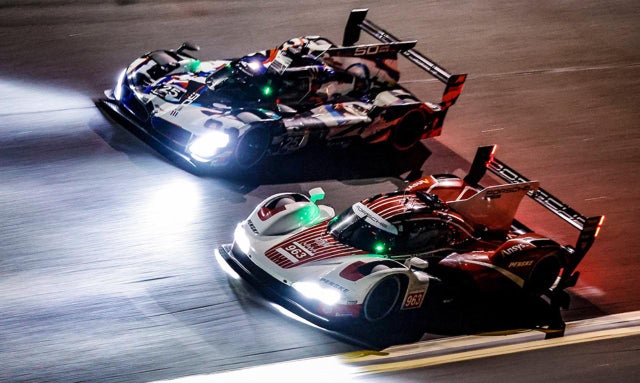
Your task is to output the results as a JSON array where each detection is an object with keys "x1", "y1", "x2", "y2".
[
  {"x1": 217, "y1": 145, "x2": 604, "y2": 340},
  {"x1": 99, "y1": 9, "x2": 466, "y2": 171}
]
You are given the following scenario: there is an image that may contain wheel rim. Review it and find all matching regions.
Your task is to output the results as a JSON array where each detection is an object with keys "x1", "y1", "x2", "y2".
[
  {"x1": 234, "y1": 127, "x2": 270, "y2": 168},
  {"x1": 363, "y1": 276, "x2": 402, "y2": 322}
]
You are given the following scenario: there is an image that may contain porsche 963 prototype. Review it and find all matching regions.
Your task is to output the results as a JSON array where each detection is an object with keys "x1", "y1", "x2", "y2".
[{"x1": 217, "y1": 146, "x2": 604, "y2": 338}]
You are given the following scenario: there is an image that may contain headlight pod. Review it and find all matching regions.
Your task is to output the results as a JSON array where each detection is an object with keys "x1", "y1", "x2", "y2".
[
  {"x1": 233, "y1": 224, "x2": 251, "y2": 255},
  {"x1": 292, "y1": 281, "x2": 342, "y2": 306},
  {"x1": 114, "y1": 69, "x2": 127, "y2": 101},
  {"x1": 187, "y1": 131, "x2": 231, "y2": 162}
]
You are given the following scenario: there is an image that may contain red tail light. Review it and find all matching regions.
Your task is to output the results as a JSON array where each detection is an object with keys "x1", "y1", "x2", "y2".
[{"x1": 595, "y1": 216, "x2": 605, "y2": 238}]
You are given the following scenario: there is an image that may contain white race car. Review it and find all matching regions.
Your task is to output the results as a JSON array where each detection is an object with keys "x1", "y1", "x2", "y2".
[
  {"x1": 217, "y1": 146, "x2": 603, "y2": 337},
  {"x1": 217, "y1": 187, "x2": 432, "y2": 324}
]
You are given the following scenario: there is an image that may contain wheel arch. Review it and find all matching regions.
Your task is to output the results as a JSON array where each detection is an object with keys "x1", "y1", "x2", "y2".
[{"x1": 361, "y1": 270, "x2": 409, "y2": 322}]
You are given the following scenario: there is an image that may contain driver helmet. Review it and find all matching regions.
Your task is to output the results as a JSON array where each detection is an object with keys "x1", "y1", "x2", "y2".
[{"x1": 279, "y1": 37, "x2": 310, "y2": 57}]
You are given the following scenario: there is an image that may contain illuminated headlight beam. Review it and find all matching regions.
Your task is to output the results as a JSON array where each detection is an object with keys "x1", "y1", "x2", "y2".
[
  {"x1": 233, "y1": 224, "x2": 251, "y2": 255},
  {"x1": 293, "y1": 281, "x2": 341, "y2": 305},
  {"x1": 187, "y1": 131, "x2": 230, "y2": 162},
  {"x1": 247, "y1": 60, "x2": 264, "y2": 73}
]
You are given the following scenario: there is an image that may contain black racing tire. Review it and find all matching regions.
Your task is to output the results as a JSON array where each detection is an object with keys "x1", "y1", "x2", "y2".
[
  {"x1": 362, "y1": 275, "x2": 403, "y2": 322},
  {"x1": 233, "y1": 126, "x2": 271, "y2": 169},
  {"x1": 526, "y1": 256, "x2": 562, "y2": 294},
  {"x1": 389, "y1": 110, "x2": 426, "y2": 151}
]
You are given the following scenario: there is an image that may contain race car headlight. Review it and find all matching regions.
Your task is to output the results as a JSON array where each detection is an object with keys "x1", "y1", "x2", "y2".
[
  {"x1": 233, "y1": 224, "x2": 251, "y2": 255},
  {"x1": 247, "y1": 60, "x2": 265, "y2": 74},
  {"x1": 188, "y1": 131, "x2": 230, "y2": 161},
  {"x1": 114, "y1": 69, "x2": 126, "y2": 101},
  {"x1": 293, "y1": 281, "x2": 341, "y2": 306}
]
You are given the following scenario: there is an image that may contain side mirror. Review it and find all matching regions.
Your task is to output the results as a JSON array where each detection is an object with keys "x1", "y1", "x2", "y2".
[
  {"x1": 177, "y1": 41, "x2": 200, "y2": 57},
  {"x1": 405, "y1": 257, "x2": 428, "y2": 270},
  {"x1": 309, "y1": 187, "x2": 325, "y2": 203}
]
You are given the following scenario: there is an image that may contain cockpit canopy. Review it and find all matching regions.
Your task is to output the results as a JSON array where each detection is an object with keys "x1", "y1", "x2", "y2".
[{"x1": 327, "y1": 202, "x2": 469, "y2": 255}]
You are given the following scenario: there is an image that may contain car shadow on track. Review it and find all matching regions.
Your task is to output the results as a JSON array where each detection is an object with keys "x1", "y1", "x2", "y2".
[
  {"x1": 93, "y1": 100, "x2": 431, "y2": 186},
  {"x1": 328, "y1": 293, "x2": 581, "y2": 350},
  {"x1": 349, "y1": 288, "x2": 608, "y2": 349},
  {"x1": 219, "y1": 141, "x2": 431, "y2": 185},
  {"x1": 222, "y1": 270, "x2": 605, "y2": 350}
]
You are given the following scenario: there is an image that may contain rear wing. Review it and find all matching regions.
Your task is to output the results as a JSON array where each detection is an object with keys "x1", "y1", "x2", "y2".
[
  {"x1": 343, "y1": 8, "x2": 467, "y2": 108},
  {"x1": 464, "y1": 145, "x2": 605, "y2": 287}
]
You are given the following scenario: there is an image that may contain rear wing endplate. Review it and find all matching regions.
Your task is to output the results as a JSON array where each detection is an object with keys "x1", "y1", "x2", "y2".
[
  {"x1": 464, "y1": 145, "x2": 605, "y2": 283},
  {"x1": 343, "y1": 8, "x2": 467, "y2": 108}
]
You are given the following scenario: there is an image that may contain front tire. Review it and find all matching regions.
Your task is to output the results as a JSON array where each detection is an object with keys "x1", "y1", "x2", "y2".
[
  {"x1": 234, "y1": 126, "x2": 270, "y2": 169},
  {"x1": 362, "y1": 276, "x2": 403, "y2": 322}
]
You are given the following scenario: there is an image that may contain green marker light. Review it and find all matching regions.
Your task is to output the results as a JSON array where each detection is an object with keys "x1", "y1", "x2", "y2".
[
  {"x1": 187, "y1": 59, "x2": 201, "y2": 73},
  {"x1": 297, "y1": 204, "x2": 320, "y2": 225}
]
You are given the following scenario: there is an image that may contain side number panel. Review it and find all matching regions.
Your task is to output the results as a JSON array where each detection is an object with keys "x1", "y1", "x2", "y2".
[{"x1": 402, "y1": 290, "x2": 425, "y2": 310}]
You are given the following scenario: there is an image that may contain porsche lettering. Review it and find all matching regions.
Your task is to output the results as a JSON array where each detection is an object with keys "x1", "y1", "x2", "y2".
[{"x1": 486, "y1": 185, "x2": 534, "y2": 199}]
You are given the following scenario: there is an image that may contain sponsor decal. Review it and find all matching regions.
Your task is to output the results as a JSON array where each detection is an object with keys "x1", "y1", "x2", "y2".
[
  {"x1": 402, "y1": 291, "x2": 425, "y2": 309},
  {"x1": 485, "y1": 184, "x2": 534, "y2": 199},
  {"x1": 508, "y1": 260, "x2": 534, "y2": 268},
  {"x1": 169, "y1": 91, "x2": 200, "y2": 117},
  {"x1": 320, "y1": 277, "x2": 349, "y2": 293},
  {"x1": 502, "y1": 243, "x2": 530, "y2": 256},
  {"x1": 247, "y1": 219, "x2": 258, "y2": 234},
  {"x1": 405, "y1": 178, "x2": 432, "y2": 192},
  {"x1": 305, "y1": 237, "x2": 331, "y2": 252},
  {"x1": 354, "y1": 45, "x2": 392, "y2": 56}
]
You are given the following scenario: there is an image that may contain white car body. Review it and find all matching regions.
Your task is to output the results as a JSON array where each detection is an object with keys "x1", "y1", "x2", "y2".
[{"x1": 218, "y1": 188, "x2": 431, "y2": 323}]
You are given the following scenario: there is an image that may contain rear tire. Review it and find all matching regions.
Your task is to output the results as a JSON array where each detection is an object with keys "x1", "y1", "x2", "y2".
[
  {"x1": 362, "y1": 276, "x2": 402, "y2": 322},
  {"x1": 389, "y1": 111, "x2": 426, "y2": 151},
  {"x1": 526, "y1": 256, "x2": 561, "y2": 294},
  {"x1": 234, "y1": 126, "x2": 270, "y2": 169}
]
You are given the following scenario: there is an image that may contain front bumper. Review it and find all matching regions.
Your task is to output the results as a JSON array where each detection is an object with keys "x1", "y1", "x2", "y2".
[
  {"x1": 98, "y1": 95, "x2": 197, "y2": 167},
  {"x1": 99, "y1": 96, "x2": 237, "y2": 169},
  {"x1": 217, "y1": 244, "x2": 361, "y2": 324}
]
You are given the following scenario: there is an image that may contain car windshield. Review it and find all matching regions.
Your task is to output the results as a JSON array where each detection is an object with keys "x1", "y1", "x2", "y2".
[
  {"x1": 205, "y1": 64, "x2": 233, "y2": 89},
  {"x1": 204, "y1": 59, "x2": 276, "y2": 106},
  {"x1": 327, "y1": 203, "x2": 398, "y2": 254}
]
